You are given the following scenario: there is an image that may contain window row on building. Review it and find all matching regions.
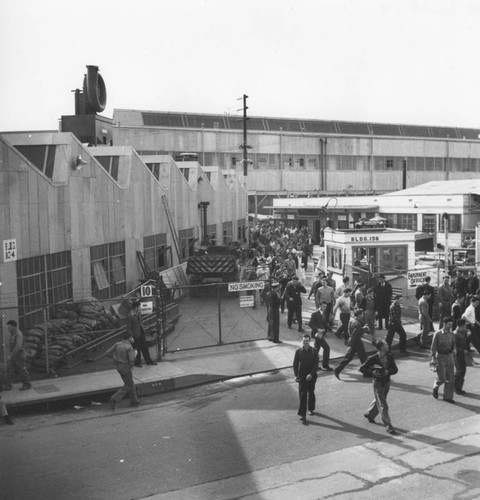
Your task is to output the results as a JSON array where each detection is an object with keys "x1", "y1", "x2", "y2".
[
  {"x1": 136, "y1": 150, "x2": 480, "y2": 173},
  {"x1": 327, "y1": 244, "x2": 409, "y2": 274},
  {"x1": 15, "y1": 231, "x2": 197, "y2": 330},
  {"x1": 379, "y1": 213, "x2": 462, "y2": 233}
]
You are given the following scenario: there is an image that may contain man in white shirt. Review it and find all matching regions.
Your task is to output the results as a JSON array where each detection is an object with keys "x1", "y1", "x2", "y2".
[
  {"x1": 333, "y1": 288, "x2": 352, "y2": 345},
  {"x1": 461, "y1": 296, "x2": 480, "y2": 355}
]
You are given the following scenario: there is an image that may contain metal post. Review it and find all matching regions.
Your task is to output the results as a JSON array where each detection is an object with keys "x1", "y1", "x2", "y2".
[
  {"x1": 156, "y1": 274, "x2": 163, "y2": 361},
  {"x1": 0, "y1": 283, "x2": 6, "y2": 381},
  {"x1": 242, "y1": 94, "x2": 248, "y2": 176},
  {"x1": 443, "y1": 213, "x2": 449, "y2": 273},
  {"x1": 44, "y1": 307, "x2": 50, "y2": 376},
  {"x1": 217, "y1": 285, "x2": 223, "y2": 345}
]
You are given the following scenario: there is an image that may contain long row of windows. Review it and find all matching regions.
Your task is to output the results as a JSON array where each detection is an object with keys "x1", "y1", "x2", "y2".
[
  {"x1": 138, "y1": 150, "x2": 480, "y2": 173},
  {"x1": 328, "y1": 245, "x2": 408, "y2": 274},
  {"x1": 380, "y1": 213, "x2": 462, "y2": 232},
  {"x1": 15, "y1": 224, "x2": 239, "y2": 329}
]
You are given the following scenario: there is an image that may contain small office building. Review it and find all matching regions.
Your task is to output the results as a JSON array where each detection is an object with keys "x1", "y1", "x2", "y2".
[{"x1": 323, "y1": 227, "x2": 416, "y2": 283}]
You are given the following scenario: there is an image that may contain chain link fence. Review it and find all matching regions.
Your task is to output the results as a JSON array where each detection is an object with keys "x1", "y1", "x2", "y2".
[{"x1": 164, "y1": 283, "x2": 268, "y2": 352}]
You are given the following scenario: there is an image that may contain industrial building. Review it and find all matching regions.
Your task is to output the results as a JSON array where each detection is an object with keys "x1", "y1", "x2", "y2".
[
  {"x1": 110, "y1": 108, "x2": 480, "y2": 217},
  {"x1": 3, "y1": 64, "x2": 480, "y2": 332},
  {"x1": 0, "y1": 130, "x2": 246, "y2": 330}
]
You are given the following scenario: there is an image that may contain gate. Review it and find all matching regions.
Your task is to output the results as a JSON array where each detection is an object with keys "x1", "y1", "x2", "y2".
[{"x1": 163, "y1": 283, "x2": 269, "y2": 352}]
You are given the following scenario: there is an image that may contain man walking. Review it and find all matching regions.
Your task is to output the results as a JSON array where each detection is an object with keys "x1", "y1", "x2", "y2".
[
  {"x1": 454, "y1": 318, "x2": 469, "y2": 395},
  {"x1": 267, "y1": 282, "x2": 282, "y2": 343},
  {"x1": 3, "y1": 320, "x2": 32, "y2": 391},
  {"x1": 414, "y1": 291, "x2": 433, "y2": 349},
  {"x1": 128, "y1": 300, "x2": 157, "y2": 367},
  {"x1": 364, "y1": 287, "x2": 376, "y2": 342},
  {"x1": 108, "y1": 331, "x2": 140, "y2": 409},
  {"x1": 438, "y1": 275, "x2": 455, "y2": 329},
  {"x1": 374, "y1": 274, "x2": 392, "y2": 330},
  {"x1": 451, "y1": 293, "x2": 465, "y2": 328},
  {"x1": 315, "y1": 277, "x2": 335, "y2": 324},
  {"x1": 308, "y1": 302, "x2": 332, "y2": 370},
  {"x1": 293, "y1": 334, "x2": 319, "y2": 423},
  {"x1": 461, "y1": 296, "x2": 480, "y2": 355},
  {"x1": 430, "y1": 317, "x2": 456, "y2": 404},
  {"x1": 386, "y1": 295, "x2": 408, "y2": 353},
  {"x1": 284, "y1": 276, "x2": 307, "y2": 332},
  {"x1": 360, "y1": 339, "x2": 398, "y2": 434},
  {"x1": 332, "y1": 288, "x2": 352, "y2": 345},
  {"x1": 334, "y1": 309, "x2": 370, "y2": 380},
  {"x1": 335, "y1": 276, "x2": 350, "y2": 299}
]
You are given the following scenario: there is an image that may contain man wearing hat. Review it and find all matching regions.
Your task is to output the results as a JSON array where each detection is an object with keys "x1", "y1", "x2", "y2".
[
  {"x1": 415, "y1": 276, "x2": 435, "y2": 331},
  {"x1": 283, "y1": 275, "x2": 307, "y2": 332},
  {"x1": 308, "y1": 302, "x2": 332, "y2": 370},
  {"x1": 438, "y1": 275, "x2": 455, "y2": 329},
  {"x1": 267, "y1": 282, "x2": 282, "y2": 343},
  {"x1": 374, "y1": 274, "x2": 392, "y2": 330},
  {"x1": 128, "y1": 300, "x2": 157, "y2": 367},
  {"x1": 386, "y1": 295, "x2": 408, "y2": 353},
  {"x1": 293, "y1": 333, "x2": 319, "y2": 422}
]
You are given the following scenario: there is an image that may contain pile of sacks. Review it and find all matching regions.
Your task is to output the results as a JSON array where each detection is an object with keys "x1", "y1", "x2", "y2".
[{"x1": 23, "y1": 298, "x2": 122, "y2": 373}]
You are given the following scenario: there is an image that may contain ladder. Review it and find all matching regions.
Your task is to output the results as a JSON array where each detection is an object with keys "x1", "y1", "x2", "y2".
[{"x1": 162, "y1": 195, "x2": 181, "y2": 262}]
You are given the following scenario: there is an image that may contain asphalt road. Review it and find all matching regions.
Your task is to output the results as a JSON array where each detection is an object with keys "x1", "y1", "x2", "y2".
[{"x1": 1, "y1": 348, "x2": 479, "y2": 500}]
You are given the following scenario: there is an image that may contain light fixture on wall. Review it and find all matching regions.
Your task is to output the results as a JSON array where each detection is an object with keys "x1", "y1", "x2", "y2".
[{"x1": 73, "y1": 154, "x2": 88, "y2": 170}]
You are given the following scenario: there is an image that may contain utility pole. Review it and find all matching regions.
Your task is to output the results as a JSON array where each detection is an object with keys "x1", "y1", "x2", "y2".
[{"x1": 238, "y1": 94, "x2": 251, "y2": 176}]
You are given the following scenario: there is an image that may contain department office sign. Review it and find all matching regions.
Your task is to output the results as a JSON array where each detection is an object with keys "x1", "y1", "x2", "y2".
[
  {"x1": 407, "y1": 270, "x2": 428, "y2": 288},
  {"x1": 228, "y1": 281, "x2": 265, "y2": 292}
]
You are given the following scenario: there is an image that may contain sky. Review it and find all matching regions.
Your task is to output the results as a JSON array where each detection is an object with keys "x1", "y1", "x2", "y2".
[{"x1": 1, "y1": 0, "x2": 480, "y2": 131}]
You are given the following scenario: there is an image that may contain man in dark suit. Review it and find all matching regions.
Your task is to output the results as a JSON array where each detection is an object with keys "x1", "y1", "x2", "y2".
[
  {"x1": 283, "y1": 275, "x2": 307, "y2": 332},
  {"x1": 128, "y1": 300, "x2": 157, "y2": 367},
  {"x1": 267, "y1": 282, "x2": 282, "y2": 343},
  {"x1": 374, "y1": 274, "x2": 393, "y2": 330},
  {"x1": 293, "y1": 334, "x2": 319, "y2": 423},
  {"x1": 308, "y1": 302, "x2": 332, "y2": 370}
]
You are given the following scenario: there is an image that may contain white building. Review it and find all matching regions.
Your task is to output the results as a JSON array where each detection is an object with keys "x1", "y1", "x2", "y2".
[{"x1": 272, "y1": 179, "x2": 480, "y2": 249}]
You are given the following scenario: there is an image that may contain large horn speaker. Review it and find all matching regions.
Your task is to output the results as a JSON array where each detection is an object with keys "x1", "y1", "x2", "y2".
[{"x1": 83, "y1": 65, "x2": 107, "y2": 113}]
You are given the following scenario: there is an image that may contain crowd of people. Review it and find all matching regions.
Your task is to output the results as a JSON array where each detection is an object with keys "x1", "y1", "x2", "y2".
[
  {"x1": 240, "y1": 224, "x2": 478, "y2": 434},
  {"x1": 291, "y1": 267, "x2": 479, "y2": 434}
]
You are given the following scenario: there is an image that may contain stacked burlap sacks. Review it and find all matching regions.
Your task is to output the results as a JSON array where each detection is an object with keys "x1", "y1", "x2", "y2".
[{"x1": 24, "y1": 298, "x2": 122, "y2": 373}]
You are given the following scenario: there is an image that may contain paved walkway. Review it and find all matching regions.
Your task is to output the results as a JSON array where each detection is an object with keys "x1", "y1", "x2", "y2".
[
  {"x1": 3, "y1": 319, "x2": 427, "y2": 410},
  {"x1": 147, "y1": 414, "x2": 480, "y2": 499}
]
